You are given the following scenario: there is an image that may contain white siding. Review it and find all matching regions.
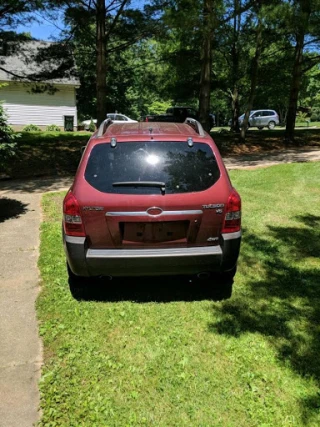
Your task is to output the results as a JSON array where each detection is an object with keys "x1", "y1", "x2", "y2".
[{"x1": 0, "y1": 82, "x2": 78, "y2": 127}]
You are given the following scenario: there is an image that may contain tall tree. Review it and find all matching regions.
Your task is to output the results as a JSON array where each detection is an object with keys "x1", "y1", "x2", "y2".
[
  {"x1": 285, "y1": 0, "x2": 320, "y2": 142},
  {"x1": 198, "y1": 0, "x2": 215, "y2": 131},
  {"x1": 0, "y1": 1, "x2": 44, "y2": 75},
  {"x1": 0, "y1": 1, "x2": 44, "y2": 165},
  {"x1": 46, "y1": 0, "x2": 139, "y2": 125},
  {"x1": 96, "y1": 0, "x2": 129, "y2": 125},
  {"x1": 240, "y1": 1, "x2": 263, "y2": 140},
  {"x1": 66, "y1": 1, "x2": 155, "y2": 120},
  {"x1": 0, "y1": 0, "x2": 42, "y2": 29},
  {"x1": 229, "y1": 0, "x2": 242, "y2": 133},
  {"x1": 96, "y1": 0, "x2": 107, "y2": 126}
]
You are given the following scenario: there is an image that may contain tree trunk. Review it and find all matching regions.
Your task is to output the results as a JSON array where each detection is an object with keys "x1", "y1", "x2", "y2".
[
  {"x1": 285, "y1": 1, "x2": 311, "y2": 143},
  {"x1": 240, "y1": 13, "x2": 263, "y2": 142},
  {"x1": 231, "y1": 87, "x2": 240, "y2": 132},
  {"x1": 199, "y1": 0, "x2": 214, "y2": 132},
  {"x1": 96, "y1": 0, "x2": 107, "y2": 127},
  {"x1": 230, "y1": 0, "x2": 241, "y2": 133}
]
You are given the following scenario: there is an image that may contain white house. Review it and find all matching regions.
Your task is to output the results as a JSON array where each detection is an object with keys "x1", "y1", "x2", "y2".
[{"x1": 0, "y1": 41, "x2": 80, "y2": 131}]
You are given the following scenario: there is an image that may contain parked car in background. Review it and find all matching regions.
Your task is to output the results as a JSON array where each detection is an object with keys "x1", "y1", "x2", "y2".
[
  {"x1": 142, "y1": 106, "x2": 198, "y2": 123},
  {"x1": 80, "y1": 118, "x2": 97, "y2": 130},
  {"x1": 237, "y1": 109, "x2": 279, "y2": 130},
  {"x1": 142, "y1": 106, "x2": 215, "y2": 129},
  {"x1": 107, "y1": 113, "x2": 138, "y2": 123},
  {"x1": 209, "y1": 113, "x2": 216, "y2": 128},
  {"x1": 63, "y1": 119, "x2": 242, "y2": 299},
  {"x1": 81, "y1": 113, "x2": 137, "y2": 130}
]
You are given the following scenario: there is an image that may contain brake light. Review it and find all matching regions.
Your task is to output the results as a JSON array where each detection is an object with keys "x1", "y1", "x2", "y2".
[
  {"x1": 222, "y1": 189, "x2": 241, "y2": 233},
  {"x1": 63, "y1": 191, "x2": 85, "y2": 237}
]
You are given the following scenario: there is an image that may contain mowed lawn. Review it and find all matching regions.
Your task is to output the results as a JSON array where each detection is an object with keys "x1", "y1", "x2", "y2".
[{"x1": 37, "y1": 162, "x2": 320, "y2": 426}]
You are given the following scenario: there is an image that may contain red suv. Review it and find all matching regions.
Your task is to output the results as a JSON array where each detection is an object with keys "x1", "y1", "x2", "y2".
[{"x1": 63, "y1": 118, "x2": 241, "y2": 297}]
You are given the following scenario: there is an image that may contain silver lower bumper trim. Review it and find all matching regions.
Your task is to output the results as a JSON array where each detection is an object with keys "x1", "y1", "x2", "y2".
[{"x1": 87, "y1": 246, "x2": 222, "y2": 259}]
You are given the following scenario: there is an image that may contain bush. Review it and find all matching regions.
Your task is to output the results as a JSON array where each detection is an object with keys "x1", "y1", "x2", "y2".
[
  {"x1": 46, "y1": 124, "x2": 61, "y2": 132},
  {"x1": 88, "y1": 119, "x2": 96, "y2": 132},
  {"x1": 23, "y1": 124, "x2": 42, "y2": 132},
  {"x1": 148, "y1": 100, "x2": 173, "y2": 115},
  {"x1": 0, "y1": 101, "x2": 20, "y2": 169},
  {"x1": 310, "y1": 107, "x2": 320, "y2": 122},
  {"x1": 296, "y1": 111, "x2": 308, "y2": 123}
]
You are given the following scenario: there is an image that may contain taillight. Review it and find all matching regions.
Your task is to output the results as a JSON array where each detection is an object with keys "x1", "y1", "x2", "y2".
[
  {"x1": 222, "y1": 189, "x2": 241, "y2": 233},
  {"x1": 63, "y1": 191, "x2": 85, "y2": 237}
]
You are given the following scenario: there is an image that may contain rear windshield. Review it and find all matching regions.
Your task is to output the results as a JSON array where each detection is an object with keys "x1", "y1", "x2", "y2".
[{"x1": 85, "y1": 141, "x2": 220, "y2": 194}]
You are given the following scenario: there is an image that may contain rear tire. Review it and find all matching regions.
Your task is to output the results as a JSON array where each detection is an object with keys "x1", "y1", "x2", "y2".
[
  {"x1": 268, "y1": 121, "x2": 276, "y2": 130},
  {"x1": 215, "y1": 266, "x2": 237, "y2": 300},
  {"x1": 197, "y1": 266, "x2": 236, "y2": 300},
  {"x1": 67, "y1": 263, "x2": 87, "y2": 299},
  {"x1": 219, "y1": 265, "x2": 237, "y2": 283}
]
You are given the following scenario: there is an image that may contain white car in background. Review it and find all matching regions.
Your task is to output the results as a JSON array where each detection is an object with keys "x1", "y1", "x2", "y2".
[
  {"x1": 81, "y1": 113, "x2": 137, "y2": 130},
  {"x1": 107, "y1": 113, "x2": 137, "y2": 123}
]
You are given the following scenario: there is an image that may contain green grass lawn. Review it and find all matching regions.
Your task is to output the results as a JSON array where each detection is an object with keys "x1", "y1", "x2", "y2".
[
  {"x1": 38, "y1": 162, "x2": 320, "y2": 426},
  {"x1": 2, "y1": 128, "x2": 320, "y2": 180},
  {"x1": 2, "y1": 131, "x2": 91, "y2": 179}
]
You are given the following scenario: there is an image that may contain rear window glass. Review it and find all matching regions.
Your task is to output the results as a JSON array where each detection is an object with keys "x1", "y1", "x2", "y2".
[{"x1": 85, "y1": 141, "x2": 220, "y2": 194}]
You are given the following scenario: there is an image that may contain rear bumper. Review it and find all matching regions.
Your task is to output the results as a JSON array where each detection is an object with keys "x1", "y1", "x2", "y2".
[{"x1": 63, "y1": 231, "x2": 241, "y2": 277}]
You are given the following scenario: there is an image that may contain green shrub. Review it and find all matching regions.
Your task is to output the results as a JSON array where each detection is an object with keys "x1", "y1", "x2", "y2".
[
  {"x1": 46, "y1": 124, "x2": 61, "y2": 132},
  {"x1": 0, "y1": 101, "x2": 20, "y2": 169},
  {"x1": 23, "y1": 124, "x2": 42, "y2": 132},
  {"x1": 148, "y1": 100, "x2": 173, "y2": 115},
  {"x1": 296, "y1": 111, "x2": 307, "y2": 123},
  {"x1": 310, "y1": 107, "x2": 320, "y2": 122},
  {"x1": 88, "y1": 119, "x2": 96, "y2": 132}
]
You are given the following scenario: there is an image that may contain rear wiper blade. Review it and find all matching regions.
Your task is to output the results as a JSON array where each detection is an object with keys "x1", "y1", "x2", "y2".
[{"x1": 112, "y1": 181, "x2": 166, "y2": 194}]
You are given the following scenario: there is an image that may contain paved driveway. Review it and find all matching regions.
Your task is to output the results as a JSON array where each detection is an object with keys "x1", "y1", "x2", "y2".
[
  {"x1": 0, "y1": 149, "x2": 319, "y2": 427},
  {"x1": 0, "y1": 177, "x2": 71, "y2": 427}
]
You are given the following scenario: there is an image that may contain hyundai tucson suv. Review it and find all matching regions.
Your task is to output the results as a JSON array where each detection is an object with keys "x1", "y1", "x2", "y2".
[{"x1": 63, "y1": 118, "x2": 241, "y2": 297}]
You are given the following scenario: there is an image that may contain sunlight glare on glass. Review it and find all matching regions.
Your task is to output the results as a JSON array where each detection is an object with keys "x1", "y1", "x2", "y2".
[{"x1": 146, "y1": 154, "x2": 160, "y2": 165}]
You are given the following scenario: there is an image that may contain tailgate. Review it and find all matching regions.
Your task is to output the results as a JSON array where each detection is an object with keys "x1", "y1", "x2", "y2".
[{"x1": 105, "y1": 209, "x2": 203, "y2": 247}]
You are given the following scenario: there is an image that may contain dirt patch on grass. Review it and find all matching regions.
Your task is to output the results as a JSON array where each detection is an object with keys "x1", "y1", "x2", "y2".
[{"x1": 212, "y1": 128, "x2": 320, "y2": 156}]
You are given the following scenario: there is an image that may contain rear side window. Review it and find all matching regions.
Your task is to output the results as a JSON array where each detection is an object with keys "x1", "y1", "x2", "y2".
[
  {"x1": 85, "y1": 141, "x2": 220, "y2": 194},
  {"x1": 252, "y1": 111, "x2": 262, "y2": 117}
]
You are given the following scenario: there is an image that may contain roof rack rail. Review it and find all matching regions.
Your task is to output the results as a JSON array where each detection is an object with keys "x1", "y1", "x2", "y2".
[
  {"x1": 97, "y1": 118, "x2": 113, "y2": 137},
  {"x1": 184, "y1": 117, "x2": 205, "y2": 137}
]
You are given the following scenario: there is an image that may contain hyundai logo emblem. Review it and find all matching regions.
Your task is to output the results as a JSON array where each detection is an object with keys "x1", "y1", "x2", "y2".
[{"x1": 147, "y1": 207, "x2": 163, "y2": 216}]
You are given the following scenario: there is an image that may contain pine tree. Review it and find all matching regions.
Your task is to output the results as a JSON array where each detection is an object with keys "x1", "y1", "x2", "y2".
[{"x1": 0, "y1": 100, "x2": 19, "y2": 169}]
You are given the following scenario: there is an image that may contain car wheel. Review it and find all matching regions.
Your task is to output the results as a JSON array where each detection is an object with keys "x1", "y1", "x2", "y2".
[
  {"x1": 197, "y1": 266, "x2": 236, "y2": 300},
  {"x1": 257, "y1": 126, "x2": 264, "y2": 130},
  {"x1": 67, "y1": 263, "x2": 87, "y2": 299},
  {"x1": 268, "y1": 121, "x2": 276, "y2": 130},
  {"x1": 215, "y1": 266, "x2": 237, "y2": 299}
]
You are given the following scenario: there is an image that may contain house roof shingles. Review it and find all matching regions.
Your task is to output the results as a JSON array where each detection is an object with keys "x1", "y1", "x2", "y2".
[{"x1": 0, "y1": 40, "x2": 80, "y2": 86}]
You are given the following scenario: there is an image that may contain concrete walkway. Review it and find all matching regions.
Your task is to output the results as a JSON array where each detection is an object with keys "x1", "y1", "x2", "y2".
[
  {"x1": 0, "y1": 149, "x2": 319, "y2": 427},
  {"x1": 0, "y1": 177, "x2": 71, "y2": 427}
]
